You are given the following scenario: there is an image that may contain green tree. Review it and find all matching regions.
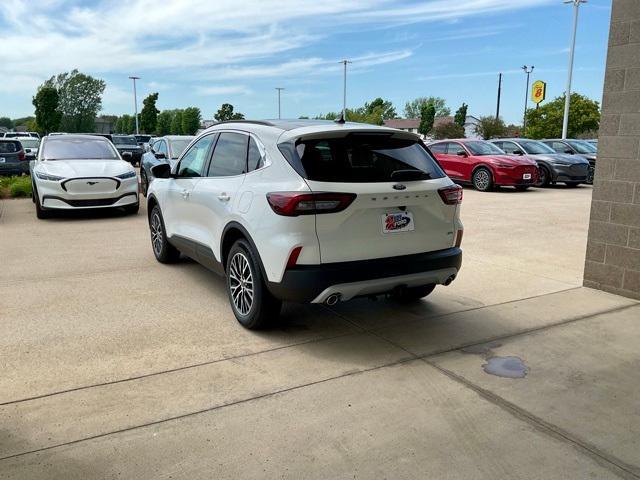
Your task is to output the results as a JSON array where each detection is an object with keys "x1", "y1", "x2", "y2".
[
  {"x1": 418, "y1": 103, "x2": 436, "y2": 136},
  {"x1": 432, "y1": 121, "x2": 465, "y2": 140},
  {"x1": 404, "y1": 96, "x2": 450, "y2": 118},
  {"x1": 156, "y1": 110, "x2": 172, "y2": 136},
  {"x1": 363, "y1": 97, "x2": 396, "y2": 124},
  {"x1": 0, "y1": 117, "x2": 13, "y2": 129},
  {"x1": 43, "y1": 70, "x2": 106, "y2": 132},
  {"x1": 170, "y1": 110, "x2": 184, "y2": 134},
  {"x1": 181, "y1": 107, "x2": 201, "y2": 135},
  {"x1": 139, "y1": 92, "x2": 159, "y2": 134},
  {"x1": 454, "y1": 103, "x2": 468, "y2": 127},
  {"x1": 474, "y1": 116, "x2": 507, "y2": 140},
  {"x1": 525, "y1": 93, "x2": 600, "y2": 139},
  {"x1": 214, "y1": 103, "x2": 244, "y2": 122},
  {"x1": 32, "y1": 86, "x2": 61, "y2": 134}
]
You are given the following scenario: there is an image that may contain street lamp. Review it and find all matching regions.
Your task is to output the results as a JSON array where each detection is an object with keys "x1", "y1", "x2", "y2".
[
  {"x1": 339, "y1": 59, "x2": 352, "y2": 121},
  {"x1": 522, "y1": 65, "x2": 534, "y2": 135},
  {"x1": 562, "y1": 0, "x2": 587, "y2": 139},
  {"x1": 275, "y1": 87, "x2": 284, "y2": 119},
  {"x1": 128, "y1": 76, "x2": 140, "y2": 134}
]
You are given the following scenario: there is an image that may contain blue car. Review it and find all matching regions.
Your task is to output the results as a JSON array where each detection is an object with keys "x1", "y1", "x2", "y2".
[{"x1": 140, "y1": 135, "x2": 194, "y2": 196}]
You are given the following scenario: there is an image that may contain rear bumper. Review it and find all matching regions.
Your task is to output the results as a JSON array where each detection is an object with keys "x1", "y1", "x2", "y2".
[
  {"x1": 0, "y1": 163, "x2": 29, "y2": 175},
  {"x1": 267, "y1": 247, "x2": 462, "y2": 303}
]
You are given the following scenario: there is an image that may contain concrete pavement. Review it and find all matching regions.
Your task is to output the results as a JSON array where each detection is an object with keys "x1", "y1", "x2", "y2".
[{"x1": 1, "y1": 185, "x2": 639, "y2": 479}]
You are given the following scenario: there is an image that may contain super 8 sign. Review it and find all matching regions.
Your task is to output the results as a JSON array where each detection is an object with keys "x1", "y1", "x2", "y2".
[{"x1": 531, "y1": 80, "x2": 546, "y2": 104}]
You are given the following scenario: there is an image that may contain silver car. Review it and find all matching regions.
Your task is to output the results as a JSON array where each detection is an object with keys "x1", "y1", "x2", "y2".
[
  {"x1": 490, "y1": 138, "x2": 590, "y2": 187},
  {"x1": 140, "y1": 135, "x2": 194, "y2": 196}
]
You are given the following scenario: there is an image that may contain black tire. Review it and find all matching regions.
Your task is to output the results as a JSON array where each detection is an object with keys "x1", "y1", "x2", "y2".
[
  {"x1": 391, "y1": 284, "x2": 436, "y2": 303},
  {"x1": 149, "y1": 205, "x2": 180, "y2": 263},
  {"x1": 565, "y1": 182, "x2": 580, "y2": 188},
  {"x1": 472, "y1": 167, "x2": 494, "y2": 192},
  {"x1": 536, "y1": 165, "x2": 551, "y2": 187},
  {"x1": 124, "y1": 202, "x2": 139, "y2": 215},
  {"x1": 515, "y1": 185, "x2": 530, "y2": 191},
  {"x1": 141, "y1": 170, "x2": 149, "y2": 197},
  {"x1": 226, "y1": 239, "x2": 282, "y2": 329}
]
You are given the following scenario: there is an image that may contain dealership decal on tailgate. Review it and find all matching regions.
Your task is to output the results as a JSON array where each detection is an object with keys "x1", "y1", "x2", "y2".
[{"x1": 382, "y1": 212, "x2": 415, "y2": 234}]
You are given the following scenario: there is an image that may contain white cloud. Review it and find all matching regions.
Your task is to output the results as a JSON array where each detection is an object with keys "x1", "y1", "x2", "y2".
[{"x1": 195, "y1": 85, "x2": 253, "y2": 96}]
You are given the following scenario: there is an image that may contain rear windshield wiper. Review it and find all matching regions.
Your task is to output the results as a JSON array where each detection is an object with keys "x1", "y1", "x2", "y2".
[{"x1": 390, "y1": 169, "x2": 431, "y2": 181}]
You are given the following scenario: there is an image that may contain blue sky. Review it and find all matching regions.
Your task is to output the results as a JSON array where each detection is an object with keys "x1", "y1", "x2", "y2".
[{"x1": 0, "y1": 0, "x2": 611, "y2": 124}]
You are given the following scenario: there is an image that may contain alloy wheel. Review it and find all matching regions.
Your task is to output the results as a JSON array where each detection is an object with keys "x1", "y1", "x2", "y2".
[
  {"x1": 474, "y1": 170, "x2": 490, "y2": 190},
  {"x1": 229, "y1": 252, "x2": 254, "y2": 316},
  {"x1": 150, "y1": 212, "x2": 163, "y2": 256}
]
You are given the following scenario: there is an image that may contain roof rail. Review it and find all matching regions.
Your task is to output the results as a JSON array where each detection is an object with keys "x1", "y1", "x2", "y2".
[{"x1": 209, "y1": 120, "x2": 277, "y2": 127}]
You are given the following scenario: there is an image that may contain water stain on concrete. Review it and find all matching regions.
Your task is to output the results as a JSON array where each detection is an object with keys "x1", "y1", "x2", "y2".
[{"x1": 482, "y1": 356, "x2": 529, "y2": 379}]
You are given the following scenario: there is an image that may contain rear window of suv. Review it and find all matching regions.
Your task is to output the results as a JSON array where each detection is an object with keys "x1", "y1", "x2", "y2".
[
  {"x1": 284, "y1": 134, "x2": 445, "y2": 183},
  {"x1": 0, "y1": 141, "x2": 20, "y2": 153}
]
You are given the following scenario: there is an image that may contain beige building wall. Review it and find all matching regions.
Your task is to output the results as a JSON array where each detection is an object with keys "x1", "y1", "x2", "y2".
[{"x1": 584, "y1": 0, "x2": 640, "y2": 299}]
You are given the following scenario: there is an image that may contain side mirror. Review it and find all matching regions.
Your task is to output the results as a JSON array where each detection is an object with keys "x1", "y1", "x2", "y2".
[
  {"x1": 514, "y1": 150, "x2": 524, "y2": 155},
  {"x1": 122, "y1": 151, "x2": 133, "y2": 160},
  {"x1": 565, "y1": 150, "x2": 574, "y2": 154},
  {"x1": 456, "y1": 150, "x2": 468, "y2": 157},
  {"x1": 154, "y1": 152, "x2": 166, "y2": 160},
  {"x1": 151, "y1": 163, "x2": 172, "y2": 179}
]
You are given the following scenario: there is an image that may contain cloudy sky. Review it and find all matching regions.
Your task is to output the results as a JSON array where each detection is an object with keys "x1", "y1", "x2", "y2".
[{"x1": 0, "y1": 0, "x2": 611, "y2": 123}]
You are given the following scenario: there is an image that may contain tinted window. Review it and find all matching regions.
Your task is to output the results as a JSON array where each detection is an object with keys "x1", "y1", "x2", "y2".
[
  {"x1": 247, "y1": 137, "x2": 264, "y2": 171},
  {"x1": 42, "y1": 138, "x2": 118, "y2": 160},
  {"x1": 500, "y1": 142, "x2": 522, "y2": 154},
  {"x1": 519, "y1": 140, "x2": 555, "y2": 154},
  {"x1": 450, "y1": 143, "x2": 467, "y2": 156},
  {"x1": 567, "y1": 140, "x2": 596, "y2": 154},
  {"x1": 113, "y1": 136, "x2": 137, "y2": 146},
  {"x1": 156, "y1": 141, "x2": 168, "y2": 155},
  {"x1": 551, "y1": 141, "x2": 570, "y2": 153},
  {"x1": 293, "y1": 135, "x2": 445, "y2": 183},
  {"x1": 169, "y1": 139, "x2": 191, "y2": 159},
  {"x1": 177, "y1": 135, "x2": 215, "y2": 177},
  {"x1": 429, "y1": 143, "x2": 447, "y2": 154},
  {"x1": 207, "y1": 132, "x2": 248, "y2": 177},
  {"x1": 0, "y1": 141, "x2": 19, "y2": 153},
  {"x1": 465, "y1": 141, "x2": 505, "y2": 155}
]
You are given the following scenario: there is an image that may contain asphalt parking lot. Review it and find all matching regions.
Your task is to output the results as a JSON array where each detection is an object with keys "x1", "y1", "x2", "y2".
[{"x1": 1, "y1": 185, "x2": 639, "y2": 479}]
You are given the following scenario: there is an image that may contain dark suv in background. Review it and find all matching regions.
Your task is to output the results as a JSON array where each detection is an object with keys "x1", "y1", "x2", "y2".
[
  {"x1": 112, "y1": 135, "x2": 143, "y2": 166},
  {"x1": 0, "y1": 139, "x2": 28, "y2": 176},
  {"x1": 541, "y1": 139, "x2": 596, "y2": 184}
]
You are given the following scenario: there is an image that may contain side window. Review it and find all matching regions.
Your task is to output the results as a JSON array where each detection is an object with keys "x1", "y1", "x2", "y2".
[
  {"x1": 207, "y1": 132, "x2": 248, "y2": 177},
  {"x1": 247, "y1": 137, "x2": 264, "y2": 172},
  {"x1": 492, "y1": 141, "x2": 503, "y2": 150},
  {"x1": 451, "y1": 143, "x2": 467, "y2": 156},
  {"x1": 177, "y1": 135, "x2": 215, "y2": 178},
  {"x1": 551, "y1": 142, "x2": 566, "y2": 153},
  {"x1": 429, "y1": 143, "x2": 447, "y2": 154},
  {"x1": 501, "y1": 142, "x2": 521, "y2": 154},
  {"x1": 156, "y1": 141, "x2": 168, "y2": 155}
]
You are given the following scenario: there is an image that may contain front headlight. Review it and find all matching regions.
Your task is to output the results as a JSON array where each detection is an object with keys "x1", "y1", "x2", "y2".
[
  {"x1": 552, "y1": 162, "x2": 572, "y2": 167},
  {"x1": 35, "y1": 171, "x2": 64, "y2": 181},
  {"x1": 495, "y1": 163, "x2": 515, "y2": 168},
  {"x1": 116, "y1": 171, "x2": 137, "y2": 179}
]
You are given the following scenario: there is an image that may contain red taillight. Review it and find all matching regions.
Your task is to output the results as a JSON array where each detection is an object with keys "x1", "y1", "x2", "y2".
[
  {"x1": 438, "y1": 184, "x2": 463, "y2": 205},
  {"x1": 18, "y1": 150, "x2": 26, "y2": 161},
  {"x1": 286, "y1": 246, "x2": 303, "y2": 269},
  {"x1": 266, "y1": 192, "x2": 356, "y2": 216}
]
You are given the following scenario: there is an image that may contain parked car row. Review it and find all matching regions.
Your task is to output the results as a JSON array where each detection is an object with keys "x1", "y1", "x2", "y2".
[
  {"x1": 427, "y1": 137, "x2": 596, "y2": 191},
  {"x1": 2, "y1": 131, "x2": 40, "y2": 139}
]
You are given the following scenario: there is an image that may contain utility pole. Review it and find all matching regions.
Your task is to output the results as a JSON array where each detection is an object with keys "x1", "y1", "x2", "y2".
[
  {"x1": 275, "y1": 88, "x2": 284, "y2": 119},
  {"x1": 522, "y1": 66, "x2": 534, "y2": 135},
  {"x1": 340, "y1": 60, "x2": 352, "y2": 120},
  {"x1": 562, "y1": 0, "x2": 587, "y2": 139},
  {"x1": 496, "y1": 73, "x2": 502, "y2": 120},
  {"x1": 128, "y1": 76, "x2": 140, "y2": 134}
]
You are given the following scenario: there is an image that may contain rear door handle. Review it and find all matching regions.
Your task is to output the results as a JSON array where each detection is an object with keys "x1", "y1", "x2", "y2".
[
  {"x1": 217, "y1": 194, "x2": 231, "y2": 202},
  {"x1": 181, "y1": 189, "x2": 190, "y2": 199}
]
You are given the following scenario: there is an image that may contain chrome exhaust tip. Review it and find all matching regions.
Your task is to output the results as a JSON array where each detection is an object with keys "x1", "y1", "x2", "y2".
[{"x1": 325, "y1": 293, "x2": 341, "y2": 306}]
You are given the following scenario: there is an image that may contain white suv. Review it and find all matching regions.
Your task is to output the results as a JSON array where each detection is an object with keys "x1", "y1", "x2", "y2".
[{"x1": 147, "y1": 120, "x2": 463, "y2": 329}]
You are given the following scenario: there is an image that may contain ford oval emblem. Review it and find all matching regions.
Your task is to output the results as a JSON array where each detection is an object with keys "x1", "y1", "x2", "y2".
[{"x1": 393, "y1": 184, "x2": 406, "y2": 191}]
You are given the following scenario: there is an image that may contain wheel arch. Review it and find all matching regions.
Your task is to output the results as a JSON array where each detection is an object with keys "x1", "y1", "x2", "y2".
[
  {"x1": 146, "y1": 193, "x2": 159, "y2": 221},
  {"x1": 220, "y1": 221, "x2": 268, "y2": 278}
]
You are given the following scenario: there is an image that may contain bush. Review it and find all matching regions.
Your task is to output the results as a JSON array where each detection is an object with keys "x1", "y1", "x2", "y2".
[
  {"x1": 432, "y1": 121, "x2": 465, "y2": 140},
  {"x1": 0, "y1": 176, "x2": 32, "y2": 198}
]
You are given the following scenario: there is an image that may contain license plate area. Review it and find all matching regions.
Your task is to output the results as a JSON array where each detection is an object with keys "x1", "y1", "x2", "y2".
[
  {"x1": 382, "y1": 212, "x2": 414, "y2": 234},
  {"x1": 0, "y1": 158, "x2": 5, "y2": 163},
  {"x1": 523, "y1": 173, "x2": 532, "y2": 180}
]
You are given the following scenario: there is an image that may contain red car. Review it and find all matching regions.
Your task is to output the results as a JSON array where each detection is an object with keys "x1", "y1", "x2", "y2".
[{"x1": 428, "y1": 139, "x2": 538, "y2": 191}]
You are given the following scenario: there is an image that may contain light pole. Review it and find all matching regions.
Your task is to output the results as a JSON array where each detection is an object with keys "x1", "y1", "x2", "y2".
[
  {"x1": 522, "y1": 65, "x2": 534, "y2": 135},
  {"x1": 496, "y1": 72, "x2": 502, "y2": 120},
  {"x1": 562, "y1": 0, "x2": 586, "y2": 139},
  {"x1": 128, "y1": 76, "x2": 140, "y2": 134},
  {"x1": 275, "y1": 87, "x2": 284, "y2": 119},
  {"x1": 340, "y1": 59, "x2": 352, "y2": 120}
]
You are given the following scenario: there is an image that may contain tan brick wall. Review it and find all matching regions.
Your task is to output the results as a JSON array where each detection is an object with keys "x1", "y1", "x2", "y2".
[{"x1": 584, "y1": 0, "x2": 640, "y2": 300}]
